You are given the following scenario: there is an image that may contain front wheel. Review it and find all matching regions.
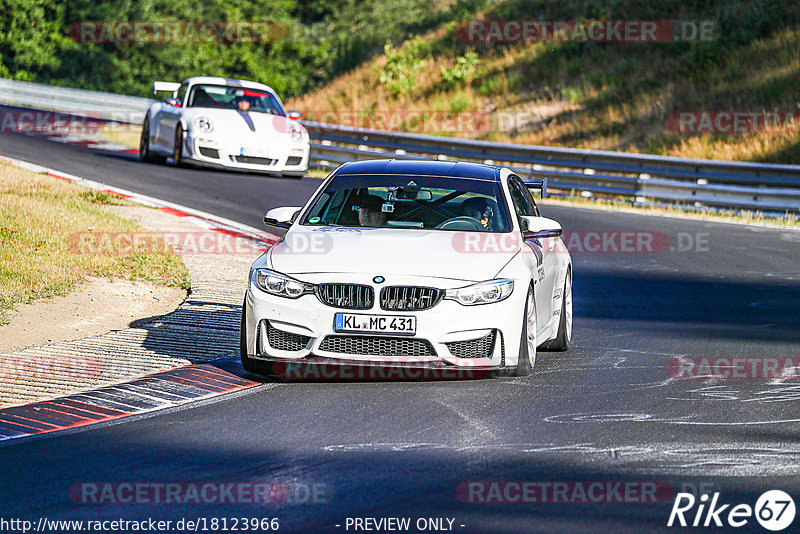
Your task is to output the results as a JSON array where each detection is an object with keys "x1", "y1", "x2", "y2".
[
  {"x1": 172, "y1": 125, "x2": 186, "y2": 167},
  {"x1": 240, "y1": 298, "x2": 273, "y2": 375},
  {"x1": 514, "y1": 285, "x2": 537, "y2": 376},
  {"x1": 541, "y1": 269, "x2": 572, "y2": 351}
]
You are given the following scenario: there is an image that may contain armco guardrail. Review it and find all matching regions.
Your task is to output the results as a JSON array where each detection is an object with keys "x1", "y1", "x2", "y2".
[
  {"x1": 1, "y1": 78, "x2": 799, "y2": 212},
  {"x1": 0, "y1": 78, "x2": 152, "y2": 124},
  {"x1": 305, "y1": 122, "x2": 800, "y2": 213}
]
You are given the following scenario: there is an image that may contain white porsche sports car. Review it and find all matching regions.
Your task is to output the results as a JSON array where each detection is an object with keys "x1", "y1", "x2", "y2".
[
  {"x1": 241, "y1": 159, "x2": 572, "y2": 378},
  {"x1": 139, "y1": 77, "x2": 309, "y2": 176}
]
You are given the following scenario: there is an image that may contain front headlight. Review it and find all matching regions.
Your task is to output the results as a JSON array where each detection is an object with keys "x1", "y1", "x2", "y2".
[
  {"x1": 195, "y1": 117, "x2": 213, "y2": 132},
  {"x1": 290, "y1": 126, "x2": 305, "y2": 142},
  {"x1": 252, "y1": 268, "x2": 314, "y2": 298},
  {"x1": 444, "y1": 279, "x2": 514, "y2": 306}
]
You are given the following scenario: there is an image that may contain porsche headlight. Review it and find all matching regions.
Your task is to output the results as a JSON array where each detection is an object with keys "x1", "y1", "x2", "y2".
[
  {"x1": 252, "y1": 268, "x2": 314, "y2": 298},
  {"x1": 445, "y1": 279, "x2": 514, "y2": 306},
  {"x1": 290, "y1": 126, "x2": 305, "y2": 142},
  {"x1": 195, "y1": 117, "x2": 213, "y2": 132}
]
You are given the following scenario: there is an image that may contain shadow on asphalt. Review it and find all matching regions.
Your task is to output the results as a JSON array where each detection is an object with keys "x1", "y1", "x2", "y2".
[{"x1": 575, "y1": 270, "x2": 800, "y2": 342}]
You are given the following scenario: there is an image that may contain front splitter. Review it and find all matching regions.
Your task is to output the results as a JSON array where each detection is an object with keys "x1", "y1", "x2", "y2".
[{"x1": 254, "y1": 355, "x2": 501, "y2": 381}]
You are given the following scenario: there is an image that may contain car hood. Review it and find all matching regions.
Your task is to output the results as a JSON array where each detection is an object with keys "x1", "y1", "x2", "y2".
[
  {"x1": 183, "y1": 108, "x2": 300, "y2": 138},
  {"x1": 269, "y1": 226, "x2": 519, "y2": 283}
]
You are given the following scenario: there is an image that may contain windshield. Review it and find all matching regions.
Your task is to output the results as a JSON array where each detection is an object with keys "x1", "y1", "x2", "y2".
[
  {"x1": 302, "y1": 174, "x2": 512, "y2": 232},
  {"x1": 185, "y1": 84, "x2": 285, "y2": 115}
]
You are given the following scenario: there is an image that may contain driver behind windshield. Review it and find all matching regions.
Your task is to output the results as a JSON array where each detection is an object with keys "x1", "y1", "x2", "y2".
[
  {"x1": 357, "y1": 194, "x2": 388, "y2": 227},
  {"x1": 236, "y1": 97, "x2": 251, "y2": 112},
  {"x1": 460, "y1": 197, "x2": 499, "y2": 231}
]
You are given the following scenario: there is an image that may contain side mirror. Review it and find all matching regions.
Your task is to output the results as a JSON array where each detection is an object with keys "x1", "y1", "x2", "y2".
[
  {"x1": 287, "y1": 110, "x2": 302, "y2": 120},
  {"x1": 520, "y1": 216, "x2": 562, "y2": 239},
  {"x1": 264, "y1": 206, "x2": 302, "y2": 235},
  {"x1": 164, "y1": 97, "x2": 181, "y2": 107}
]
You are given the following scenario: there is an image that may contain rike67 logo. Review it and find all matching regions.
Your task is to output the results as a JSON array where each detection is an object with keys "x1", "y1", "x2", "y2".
[{"x1": 668, "y1": 490, "x2": 796, "y2": 531}]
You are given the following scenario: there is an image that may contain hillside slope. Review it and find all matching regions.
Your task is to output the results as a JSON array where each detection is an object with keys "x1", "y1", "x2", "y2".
[
  {"x1": 287, "y1": 0, "x2": 800, "y2": 163},
  {"x1": 0, "y1": 0, "x2": 475, "y2": 98}
]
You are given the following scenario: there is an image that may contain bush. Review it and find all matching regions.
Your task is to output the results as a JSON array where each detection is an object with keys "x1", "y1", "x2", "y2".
[
  {"x1": 0, "y1": 0, "x2": 487, "y2": 98},
  {"x1": 440, "y1": 50, "x2": 479, "y2": 89},
  {"x1": 378, "y1": 37, "x2": 430, "y2": 97}
]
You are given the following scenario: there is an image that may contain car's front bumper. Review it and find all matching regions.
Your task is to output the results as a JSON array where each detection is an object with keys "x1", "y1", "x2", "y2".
[
  {"x1": 184, "y1": 133, "x2": 309, "y2": 173},
  {"x1": 243, "y1": 274, "x2": 527, "y2": 378}
]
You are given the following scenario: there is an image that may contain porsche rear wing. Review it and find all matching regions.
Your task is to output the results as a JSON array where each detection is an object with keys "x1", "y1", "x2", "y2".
[
  {"x1": 524, "y1": 177, "x2": 548, "y2": 198},
  {"x1": 151, "y1": 81, "x2": 181, "y2": 95}
]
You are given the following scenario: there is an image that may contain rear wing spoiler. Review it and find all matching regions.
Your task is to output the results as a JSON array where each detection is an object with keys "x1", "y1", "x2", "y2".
[
  {"x1": 524, "y1": 177, "x2": 548, "y2": 198},
  {"x1": 151, "y1": 81, "x2": 181, "y2": 94}
]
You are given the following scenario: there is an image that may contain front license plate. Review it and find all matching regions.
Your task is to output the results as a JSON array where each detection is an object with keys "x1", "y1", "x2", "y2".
[
  {"x1": 240, "y1": 146, "x2": 272, "y2": 158},
  {"x1": 334, "y1": 313, "x2": 416, "y2": 335}
]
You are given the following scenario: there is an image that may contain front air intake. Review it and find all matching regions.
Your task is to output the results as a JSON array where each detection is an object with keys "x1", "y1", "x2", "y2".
[
  {"x1": 265, "y1": 321, "x2": 311, "y2": 352},
  {"x1": 319, "y1": 335, "x2": 436, "y2": 357},
  {"x1": 445, "y1": 331, "x2": 496, "y2": 358}
]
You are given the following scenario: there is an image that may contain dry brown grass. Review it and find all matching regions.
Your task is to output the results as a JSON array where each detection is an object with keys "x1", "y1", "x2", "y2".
[
  {"x1": 286, "y1": 22, "x2": 800, "y2": 163},
  {"x1": 0, "y1": 162, "x2": 189, "y2": 324},
  {"x1": 97, "y1": 124, "x2": 141, "y2": 148}
]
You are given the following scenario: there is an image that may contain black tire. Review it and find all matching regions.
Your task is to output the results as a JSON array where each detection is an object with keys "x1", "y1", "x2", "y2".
[
  {"x1": 138, "y1": 117, "x2": 166, "y2": 164},
  {"x1": 240, "y1": 298, "x2": 273, "y2": 375},
  {"x1": 172, "y1": 125, "x2": 186, "y2": 167},
  {"x1": 514, "y1": 285, "x2": 536, "y2": 377},
  {"x1": 541, "y1": 270, "x2": 572, "y2": 352}
]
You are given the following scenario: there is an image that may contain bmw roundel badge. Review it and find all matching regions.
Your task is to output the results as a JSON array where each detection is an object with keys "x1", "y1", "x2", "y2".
[{"x1": 373, "y1": 276, "x2": 385, "y2": 284}]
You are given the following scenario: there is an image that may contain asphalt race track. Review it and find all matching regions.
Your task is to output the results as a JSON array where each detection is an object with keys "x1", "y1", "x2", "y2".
[{"x1": 2, "y1": 131, "x2": 800, "y2": 532}]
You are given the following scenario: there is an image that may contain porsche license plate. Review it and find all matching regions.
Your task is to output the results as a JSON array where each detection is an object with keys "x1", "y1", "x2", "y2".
[
  {"x1": 239, "y1": 146, "x2": 272, "y2": 158},
  {"x1": 334, "y1": 313, "x2": 416, "y2": 335}
]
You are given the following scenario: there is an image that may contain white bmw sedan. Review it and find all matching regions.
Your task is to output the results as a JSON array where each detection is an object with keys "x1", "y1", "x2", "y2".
[
  {"x1": 241, "y1": 159, "x2": 572, "y2": 378},
  {"x1": 139, "y1": 77, "x2": 309, "y2": 176}
]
